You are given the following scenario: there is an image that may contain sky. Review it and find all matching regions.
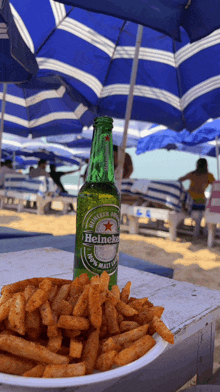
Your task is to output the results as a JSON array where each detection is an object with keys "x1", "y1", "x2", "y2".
[{"x1": 128, "y1": 148, "x2": 219, "y2": 180}]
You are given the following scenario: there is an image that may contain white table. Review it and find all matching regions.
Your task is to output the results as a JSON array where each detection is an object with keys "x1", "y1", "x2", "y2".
[{"x1": 1, "y1": 247, "x2": 220, "y2": 392}]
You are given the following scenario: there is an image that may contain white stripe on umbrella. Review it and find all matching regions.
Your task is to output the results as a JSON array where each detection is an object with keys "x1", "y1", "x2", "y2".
[
  {"x1": 101, "y1": 84, "x2": 180, "y2": 109},
  {"x1": 59, "y1": 18, "x2": 115, "y2": 57},
  {"x1": 175, "y1": 29, "x2": 220, "y2": 66},
  {"x1": 0, "y1": 86, "x2": 66, "y2": 107},
  {"x1": 9, "y1": 3, "x2": 35, "y2": 53},
  {"x1": 114, "y1": 47, "x2": 175, "y2": 67},
  {"x1": 0, "y1": 23, "x2": 9, "y2": 39},
  {"x1": 182, "y1": 75, "x2": 220, "y2": 109},
  {"x1": 37, "y1": 57, "x2": 103, "y2": 97},
  {"x1": 49, "y1": 0, "x2": 66, "y2": 26},
  {"x1": 1, "y1": 106, "x2": 88, "y2": 128}
]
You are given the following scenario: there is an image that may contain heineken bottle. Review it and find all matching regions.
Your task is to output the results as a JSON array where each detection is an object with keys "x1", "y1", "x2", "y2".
[{"x1": 74, "y1": 117, "x2": 121, "y2": 288}]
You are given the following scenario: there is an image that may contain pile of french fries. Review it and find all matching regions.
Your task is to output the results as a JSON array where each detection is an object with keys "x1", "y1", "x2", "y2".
[{"x1": 0, "y1": 272, "x2": 174, "y2": 378}]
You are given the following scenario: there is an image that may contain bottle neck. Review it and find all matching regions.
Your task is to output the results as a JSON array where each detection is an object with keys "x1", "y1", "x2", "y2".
[{"x1": 86, "y1": 126, "x2": 115, "y2": 183}]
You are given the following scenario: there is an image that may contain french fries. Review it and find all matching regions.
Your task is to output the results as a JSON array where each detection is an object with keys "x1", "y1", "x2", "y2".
[
  {"x1": 119, "y1": 321, "x2": 140, "y2": 332},
  {"x1": 105, "y1": 300, "x2": 120, "y2": 335},
  {"x1": 120, "y1": 281, "x2": 131, "y2": 303},
  {"x1": 0, "y1": 353, "x2": 35, "y2": 375},
  {"x1": 51, "y1": 284, "x2": 70, "y2": 312},
  {"x1": 26, "y1": 288, "x2": 48, "y2": 313},
  {"x1": 40, "y1": 300, "x2": 55, "y2": 326},
  {"x1": 43, "y1": 362, "x2": 86, "y2": 378},
  {"x1": 23, "y1": 363, "x2": 46, "y2": 377},
  {"x1": 96, "y1": 350, "x2": 117, "y2": 371},
  {"x1": 72, "y1": 285, "x2": 89, "y2": 317},
  {"x1": 0, "y1": 272, "x2": 174, "y2": 378},
  {"x1": 8, "y1": 293, "x2": 26, "y2": 335},
  {"x1": 0, "y1": 297, "x2": 13, "y2": 322},
  {"x1": 0, "y1": 335, "x2": 69, "y2": 364},
  {"x1": 47, "y1": 329, "x2": 63, "y2": 353},
  {"x1": 114, "y1": 335, "x2": 156, "y2": 366},
  {"x1": 82, "y1": 329, "x2": 99, "y2": 374},
  {"x1": 57, "y1": 315, "x2": 90, "y2": 330},
  {"x1": 152, "y1": 316, "x2": 175, "y2": 344},
  {"x1": 69, "y1": 338, "x2": 83, "y2": 358},
  {"x1": 88, "y1": 284, "x2": 102, "y2": 329}
]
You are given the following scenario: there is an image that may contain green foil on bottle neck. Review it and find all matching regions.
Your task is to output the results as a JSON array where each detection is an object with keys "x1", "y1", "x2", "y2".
[{"x1": 86, "y1": 117, "x2": 115, "y2": 184}]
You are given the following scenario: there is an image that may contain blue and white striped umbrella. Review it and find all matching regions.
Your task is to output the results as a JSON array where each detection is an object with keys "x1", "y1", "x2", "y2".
[
  {"x1": 22, "y1": 140, "x2": 82, "y2": 164},
  {"x1": 166, "y1": 140, "x2": 220, "y2": 158},
  {"x1": 6, "y1": 1, "x2": 220, "y2": 133},
  {"x1": 0, "y1": 0, "x2": 38, "y2": 82},
  {"x1": 1, "y1": 134, "x2": 84, "y2": 166},
  {"x1": 0, "y1": 75, "x2": 95, "y2": 137},
  {"x1": 47, "y1": 119, "x2": 153, "y2": 148},
  {"x1": 136, "y1": 119, "x2": 220, "y2": 154},
  {"x1": 55, "y1": 0, "x2": 220, "y2": 44}
]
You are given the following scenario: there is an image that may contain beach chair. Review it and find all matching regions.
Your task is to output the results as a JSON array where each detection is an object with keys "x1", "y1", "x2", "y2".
[
  {"x1": 120, "y1": 179, "x2": 202, "y2": 240},
  {"x1": 0, "y1": 174, "x2": 76, "y2": 215},
  {"x1": 205, "y1": 181, "x2": 220, "y2": 247}
]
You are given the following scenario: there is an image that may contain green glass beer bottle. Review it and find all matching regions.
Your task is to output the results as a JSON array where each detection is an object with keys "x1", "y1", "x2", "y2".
[{"x1": 74, "y1": 116, "x2": 121, "y2": 288}]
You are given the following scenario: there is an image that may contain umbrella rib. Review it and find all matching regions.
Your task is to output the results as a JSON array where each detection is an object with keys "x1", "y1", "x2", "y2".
[
  {"x1": 35, "y1": 5, "x2": 74, "y2": 55},
  {"x1": 23, "y1": 86, "x2": 31, "y2": 137},
  {"x1": 172, "y1": 40, "x2": 186, "y2": 129},
  {"x1": 95, "y1": 20, "x2": 127, "y2": 110}
]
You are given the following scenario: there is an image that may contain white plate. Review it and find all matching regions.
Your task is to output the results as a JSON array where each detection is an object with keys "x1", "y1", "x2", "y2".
[{"x1": 0, "y1": 316, "x2": 169, "y2": 388}]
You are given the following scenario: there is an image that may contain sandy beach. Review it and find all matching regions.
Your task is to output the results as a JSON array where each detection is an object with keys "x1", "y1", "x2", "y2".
[
  {"x1": 0, "y1": 206, "x2": 220, "y2": 387},
  {"x1": 1, "y1": 207, "x2": 220, "y2": 290}
]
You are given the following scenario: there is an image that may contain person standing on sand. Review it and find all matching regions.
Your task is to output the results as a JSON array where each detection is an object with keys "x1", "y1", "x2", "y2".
[
  {"x1": 178, "y1": 158, "x2": 215, "y2": 209},
  {"x1": 81, "y1": 159, "x2": 89, "y2": 183},
  {"x1": 49, "y1": 164, "x2": 79, "y2": 194},
  {"x1": 178, "y1": 158, "x2": 216, "y2": 237}
]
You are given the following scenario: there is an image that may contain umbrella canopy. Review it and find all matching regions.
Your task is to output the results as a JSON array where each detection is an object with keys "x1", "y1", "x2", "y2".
[
  {"x1": 0, "y1": 75, "x2": 95, "y2": 137},
  {"x1": 6, "y1": 0, "x2": 220, "y2": 189},
  {"x1": 22, "y1": 140, "x2": 82, "y2": 164},
  {"x1": 136, "y1": 119, "x2": 220, "y2": 154},
  {"x1": 187, "y1": 140, "x2": 220, "y2": 158},
  {"x1": 1, "y1": 134, "x2": 84, "y2": 166},
  {"x1": 6, "y1": 2, "x2": 220, "y2": 133},
  {"x1": 47, "y1": 119, "x2": 153, "y2": 148},
  {"x1": 164, "y1": 140, "x2": 220, "y2": 158},
  {"x1": 54, "y1": 0, "x2": 220, "y2": 44},
  {"x1": 0, "y1": 0, "x2": 38, "y2": 82}
]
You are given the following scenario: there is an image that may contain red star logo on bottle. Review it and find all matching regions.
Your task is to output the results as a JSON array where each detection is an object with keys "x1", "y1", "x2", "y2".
[
  {"x1": 105, "y1": 135, "x2": 110, "y2": 141},
  {"x1": 104, "y1": 221, "x2": 113, "y2": 231}
]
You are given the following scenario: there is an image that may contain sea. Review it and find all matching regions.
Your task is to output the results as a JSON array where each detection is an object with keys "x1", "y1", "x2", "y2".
[
  {"x1": 61, "y1": 147, "x2": 217, "y2": 199},
  {"x1": 62, "y1": 174, "x2": 83, "y2": 195}
]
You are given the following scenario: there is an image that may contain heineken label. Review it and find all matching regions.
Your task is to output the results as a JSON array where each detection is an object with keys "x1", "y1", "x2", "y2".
[{"x1": 80, "y1": 204, "x2": 120, "y2": 275}]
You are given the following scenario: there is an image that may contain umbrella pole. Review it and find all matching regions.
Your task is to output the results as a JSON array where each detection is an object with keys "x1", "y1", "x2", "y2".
[
  {"x1": 115, "y1": 24, "x2": 143, "y2": 192},
  {"x1": 0, "y1": 83, "x2": 7, "y2": 164},
  {"x1": 215, "y1": 136, "x2": 220, "y2": 180},
  {"x1": 77, "y1": 161, "x2": 82, "y2": 191},
  {"x1": 13, "y1": 151, "x2": 16, "y2": 169}
]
